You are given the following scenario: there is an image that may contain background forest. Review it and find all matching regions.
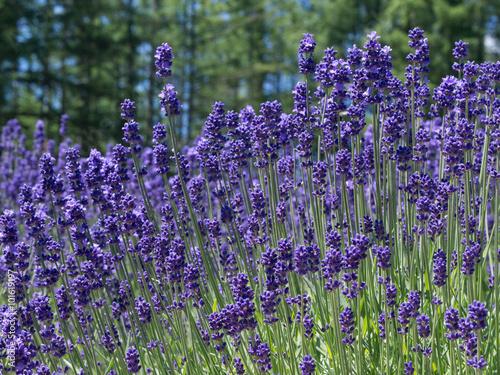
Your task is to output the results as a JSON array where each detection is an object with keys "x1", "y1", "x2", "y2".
[{"x1": 1, "y1": 0, "x2": 499, "y2": 151}]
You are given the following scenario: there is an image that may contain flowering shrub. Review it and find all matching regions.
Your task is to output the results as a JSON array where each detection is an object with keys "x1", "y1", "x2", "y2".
[{"x1": 1, "y1": 28, "x2": 499, "y2": 374}]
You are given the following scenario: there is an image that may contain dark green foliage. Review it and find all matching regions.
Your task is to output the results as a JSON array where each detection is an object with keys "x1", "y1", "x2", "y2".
[{"x1": 1, "y1": 0, "x2": 499, "y2": 151}]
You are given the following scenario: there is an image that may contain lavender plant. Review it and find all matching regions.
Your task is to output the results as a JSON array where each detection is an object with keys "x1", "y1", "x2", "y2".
[{"x1": 1, "y1": 28, "x2": 499, "y2": 375}]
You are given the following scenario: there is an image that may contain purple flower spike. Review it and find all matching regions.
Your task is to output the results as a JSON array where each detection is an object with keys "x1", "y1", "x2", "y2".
[
  {"x1": 299, "y1": 33, "x2": 316, "y2": 54},
  {"x1": 462, "y1": 245, "x2": 478, "y2": 275},
  {"x1": 433, "y1": 249, "x2": 448, "y2": 287},
  {"x1": 366, "y1": 31, "x2": 380, "y2": 41},
  {"x1": 408, "y1": 27, "x2": 425, "y2": 43},
  {"x1": 135, "y1": 296, "x2": 152, "y2": 324},
  {"x1": 299, "y1": 354, "x2": 316, "y2": 375},
  {"x1": 120, "y1": 99, "x2": 136, "y2": 120},
  {"x1": 408, "y1": 290, "x2": 421, "y2": 318},
  {"x1": 397, "y1": 302, "x2": 412, "y2": 335},
  {"x1": 158, "y1": 84, "x2": 182, "y2": 117},
  {"x1": 373, "y1": 245, "x2": 392, "y2": 270},
  {"x1": 33, "y1": 119, "x2": 45, "y2": 154},
  {"x1": 467, "y1": 355, "x2": 487, "y2": 369},
  {"x1": 322, "y1": 248, "x2": 343, "y2": 291},
  {"x1": 339, "y1": 307, "x2": 355, "y2": 345},
  {"x1": 122, "y1": 119, "x2": 141, "y2": 145},
  {"x1": 336, "y1": 149, "x2": 352, "y2": 177},
  {"x1": 453, "y1": 40, "x2": 469, "y2": 60},
  {"x1": 298, "y1": 33, "x2": 316, "y2": 74},
  {"x1": 39, "y1": 152, "x2": 56, "y2": 179},
  {"x1": 234, "y1": 357, "x2": 245, "y2": 374},
  {"x1": 444, "y1": 307, "x2": 460, "y2": 340},
  {"x1": 416, "y1": 314, "x2": 431, "y2": 338},
  {"x1": 248, "y1": 334, "x2": 272, "y2": 373},
  {"x1": 347, "y1": 44, "x2": 363, "y2": 68},
  {"x1": 312, "y1": 161, "x2": 329, "y2": 196},
  {"x1": 203, "y1": 101, "x2": 226, "y2": 152},
  {"x1": 126, "y1": 347, "x2": 141, "y2": 373},
  {"x1": 294, "y1": 244, "x2": 320, "y2": 275},
  {"x1": 155, "y1": 42, "x2": 174, "y2": 78},
  {"x1": 153, "y1": 122, "x2": 167, "y2": 143},
  {"x1": 315, "y1": 47, "x2": 339, "y2": 87},
  {"x1": 0, "y1": 210, "x2": 18, "y2": 245},
  {"x1": 153, "y1": 142, "x2": 170, "y2": 175},
  {"x1": 404, "y1": 361, "x2": 414, "y2": 375},
  {"x1": 468, "y1": 301, "x2": 488, "y2": 331}
]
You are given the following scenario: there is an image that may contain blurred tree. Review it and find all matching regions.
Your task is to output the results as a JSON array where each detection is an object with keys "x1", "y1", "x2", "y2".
[
  {"x1": 1, "y1": 0, "x2": 499, "y2": 152},
  {"x1": 306, "y1": 0, "x2": 384, "y2": 53},
  {"x1": 371, "y1": 0, "x2": 498, "y2": 88},
  {"x1": 0, "y1": 0, "x2": 24, "y2": 117}
]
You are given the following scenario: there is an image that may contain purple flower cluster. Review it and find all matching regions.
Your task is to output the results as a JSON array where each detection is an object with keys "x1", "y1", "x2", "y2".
[
  {"x1": 298, "y1": 33, "x2": 316, "y2": 75},
  {"x1": 155, "y1": 42, "x2": 174, "y2": 78},
  {"x1": 0, "y1": 29, "x2": 498, "y2": 375}
]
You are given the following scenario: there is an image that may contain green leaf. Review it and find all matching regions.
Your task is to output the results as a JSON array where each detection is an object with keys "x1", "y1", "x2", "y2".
[
  {"x1": 482, "y1": 223, "x2": 496, "y2": 258},
  {"x1": 424, "y1": 270, "x2": 431, "y2": 293},
  {"x1": 212, "y1": 299, "x2": 217, "y2": 312},
  {"x1": 339, "y1": 293, "x2": 349, "y2": 310},
  {"x1": 255, "y1": 310, "x2": 263, "y2": 325},
  {"x1": 302, "y1": 275, "x2": 315, "y2": 293},
  {"x1": 370, "y1": 318, "x2": 378, "y2": 334},
  {"x1": 104, "y1": 359, "x2": 115, "y2": 375}
]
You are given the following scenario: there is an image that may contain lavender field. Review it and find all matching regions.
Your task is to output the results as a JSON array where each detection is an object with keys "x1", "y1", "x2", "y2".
[{"x1": 1, "y1": 28, "x2": 499, "y2": 374}]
